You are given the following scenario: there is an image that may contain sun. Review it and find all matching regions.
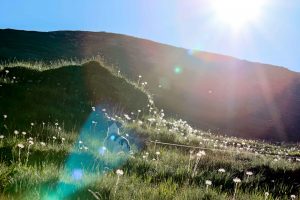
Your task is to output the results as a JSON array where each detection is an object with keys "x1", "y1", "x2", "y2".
[{"x1": 211, "y1": 0, "x2": 266, "y2": 30}]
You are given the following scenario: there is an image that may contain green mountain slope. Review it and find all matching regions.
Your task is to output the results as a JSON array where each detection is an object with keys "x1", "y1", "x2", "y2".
[
  {"x1": 1, "y1": 29, "x2": 300, "y2": 141},
  {"x1": 0, "y1": 61, "x2": 148, "y2": 130}
]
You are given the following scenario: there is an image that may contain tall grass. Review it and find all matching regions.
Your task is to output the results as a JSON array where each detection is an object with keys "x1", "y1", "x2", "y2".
[{"x1": 0, "y1": 60, "x2": 299, "y2": 199}]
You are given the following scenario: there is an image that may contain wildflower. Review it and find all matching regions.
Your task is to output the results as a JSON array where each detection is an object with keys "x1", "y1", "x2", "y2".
[
  {"x1": 114, "y1": 169, "x2": 124, "y2": 197},
  {"x1": 205, "y1": 180, "x2": 212, "y2": 186},
  {"x1": 30, "y1": 122, "x2": 34, "y2": 126},
  {"x1": 22, "y1": 131, "x2": 26, "y2": 136},
  {"x1": 192, "y1": 150, "x2": 206, "y2": 177},
  {"x1": 246, "y1": 171, "x2": 253, "y2": 176},
  {"x1": 52, "y1": 136, "x2": 56, "y2": 146},
  {"x1": 265, "y1": 192, "x2": 269, "y2": 200},
  {"x1": 102, "y1": 108, "x2": 106, "y2": 112},
  {"x1": 0, "y1": 135, "x2": 4, "y2": 139},
  {"x1": 233, "y1": 177, "x2": 241, "y2": 183},
  {"x1": 25, "y1": 140, "x2": 34, "y2": 166},
  {"x1": 233, "y1": 177, "x2": 241, "y2": 199},
  {"x1": 148, "y1": 118, "x2": 155, "y2": 122},
  {"x1": 138, "y1": 110, "x2": 141, "y2": 113},
  {"x1": 246, "y1": 171, "x2": 253, "y2": 182},
  {"x1": 92, "y1": 106, "x2": 96, "y2": 111},
  {"x1": 291, "y1": 195, "x2": 296, "y2": 200},
  {"x1": 116, "y1": 169, "x2": 124, "y2": 176},
  {"x1": 40, "y1": 142, "x2": 46, "y2": 146},
  {"x1": 187, "y1": 150, "x2": 194, "y2": 172},
  {"x1": 196, "y1": 150, "x2": 206, "y2": 158},
  {"x1": 79, "y1": 140, "x2": 83, "y2": 144},
  {"x1": 155, "y1": 151, "x2": 160, "y2": 155},
  {"x1": 14, "y1": 130, "x2": 19, "y2": 135},
  {"x1": 124, "y1": 114, "x2": 131, "y2": 120},
  {"x1": 17, "y1": 143, "x2": 24, "y2": 166},
  {"x1": 218, "y1": 168, "x2": 226, "y2": 173},
  {"x1": 3, "y1": 115, "x2": 7, "y2": 119},
  {"x1": 205, "y1": 180, "x2": 212, "y2": 192}
]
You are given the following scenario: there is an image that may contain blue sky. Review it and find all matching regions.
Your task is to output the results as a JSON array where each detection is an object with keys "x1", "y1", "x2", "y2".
[{"x1": 1, "y1": 0, "x2": 300, "y2": 72}]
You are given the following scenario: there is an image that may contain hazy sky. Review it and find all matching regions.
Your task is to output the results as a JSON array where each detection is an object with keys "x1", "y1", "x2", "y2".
[{"x1": 1, "y1": 0, "x2": 300, "y2": 72}]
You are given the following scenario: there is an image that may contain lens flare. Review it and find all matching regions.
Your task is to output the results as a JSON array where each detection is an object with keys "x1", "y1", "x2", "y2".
[
  {"x1": 174, "y1": 65, "x2": 183, "y2": 74},
  {"x1": 39, "y1": 106, "x2": 141, "y2": 199}
]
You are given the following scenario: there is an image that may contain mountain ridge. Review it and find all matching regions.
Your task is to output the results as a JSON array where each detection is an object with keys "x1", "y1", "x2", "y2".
[
  {"x1": 1, "y1": 28, "x2": 297, "y2": 74},
  {"x1": 1, "y1": 29, "x2": 300, "y2": 141}
]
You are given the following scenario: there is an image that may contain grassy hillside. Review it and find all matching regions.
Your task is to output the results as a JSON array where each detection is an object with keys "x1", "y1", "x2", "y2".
[
  {"x1": 1, "y1": 29, "x2": 300, "y2": 141},
  {"x1": 0, "y1": 61, "x2": 300, "y2": 199},
  {"x1": 0, "y1": 60, "x2": 148, "y2": 131}
]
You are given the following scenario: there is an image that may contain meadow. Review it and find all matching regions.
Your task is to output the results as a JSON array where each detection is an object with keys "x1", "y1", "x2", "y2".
[{"x1": 0, "y1": 60, "x2": 299, "y2": 200}]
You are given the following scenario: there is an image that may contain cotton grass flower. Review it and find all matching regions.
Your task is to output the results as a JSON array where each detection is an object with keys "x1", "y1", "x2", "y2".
[
  {"x1": 124, "y1": 114, "x2": 131, "y2": 120},
  {"x1": 265, "y1": 192, "x2": 269, "y2": 200},
  {"x1": 205, "y1": 180, "x2": 212, "y2": 192},
  {"x1": 218, "y1": 168, "x2": 226, "y2": 173},
  {"x1": 17, "y1": 143, "x2": 24, "y2": 166},
  {"x1": 0, "y1": 135, "x2": 4, "y2": 144},
  {"x1": 52, "y1": 136, "x2": 56, "y2": 146},
  {"x1": 156, "y1": 151, "x2": 160, "y2": 160},
  {"x1": 116, "y1": 169, "x2": 124, "y2": 176},
  {"x1": 192, "y1": 150, "x2": 206, "y2": 177},
  {"x1": 245, "y1": 171, "x2": 253, "y2": 182},
  {"x1": 246, "y1": 171, "x2": 253, "y2": 176},
  {"x1": 40, "y1": 142, "x2": 46, "y2": 146},
  {"x1": 187, "y1": 150, "x2": 194, "y2": 172},
  {"x1": 291, "y1": 195, "x2": 296, "y2": 200},
  {"x1": 137, "y1": 75, "x2": 142, "y2": 86},
  {"x1": 233, "y1": 177, "x2": 241, "y2": 200},
  {"x1": 25, "y1": 140, "x2": 34, "y2": 166},
  {"x1": 114, "y1": 169, "x2": 124, "y2": 197}
]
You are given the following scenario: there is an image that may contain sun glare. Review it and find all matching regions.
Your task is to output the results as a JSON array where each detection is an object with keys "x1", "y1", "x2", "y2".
[{"x1": 211, "y1": 0, "x2": 266, "y2": 30}]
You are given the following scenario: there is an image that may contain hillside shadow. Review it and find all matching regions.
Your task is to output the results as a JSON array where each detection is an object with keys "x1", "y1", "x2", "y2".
[{"x1": 0, "y1": 61, "x2": 148, "y2": 132}]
